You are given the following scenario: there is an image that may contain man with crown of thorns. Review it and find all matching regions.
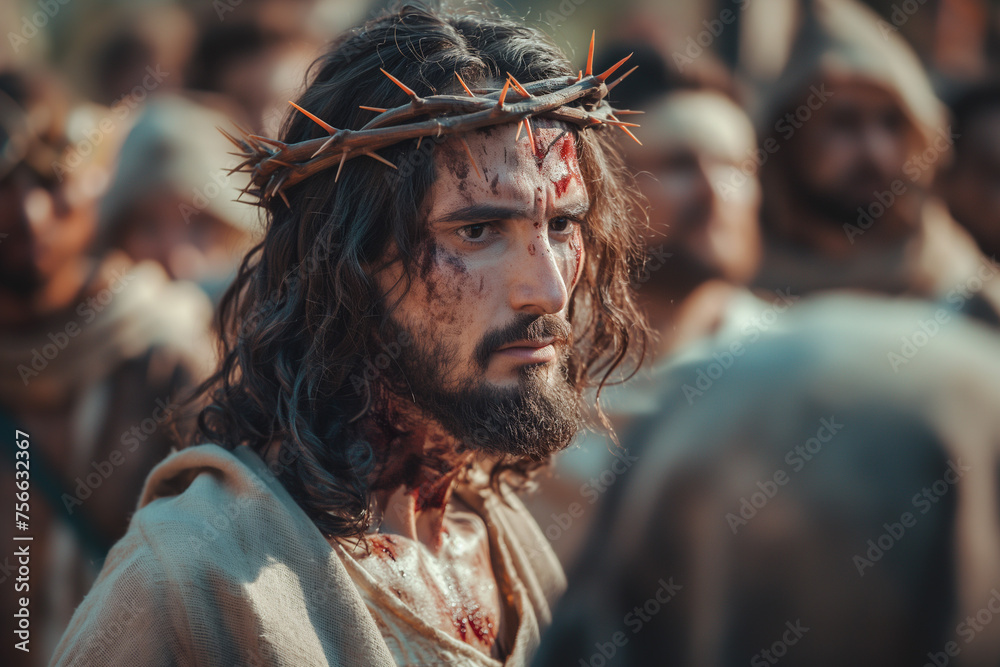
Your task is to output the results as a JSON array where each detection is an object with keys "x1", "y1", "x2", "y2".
[{"x1": 50, "y1": 3, "x2": 649, "y2": 666}]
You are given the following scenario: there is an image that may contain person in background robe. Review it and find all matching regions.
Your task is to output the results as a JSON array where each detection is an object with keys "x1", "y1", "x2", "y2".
[
  {"x1": 0, "y1": 68, "x2": 214, "y2": 667},
  {"x1": 535, "y1": 293, "x2": 1000, "y2": 667},
  {"x1": 753, "y1": 0, "x2": 1000, "y2": 327},
  {"x1": 523, "y1": 47, "x2": 767, "y2": 569}
]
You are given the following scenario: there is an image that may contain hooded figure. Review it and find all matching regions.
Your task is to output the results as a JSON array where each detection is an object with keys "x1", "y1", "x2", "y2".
[
  {"x1": 98, "y1": 94, "x2": 260, "y2": 303},
  {"x1": 752, "y1": 0, "x2": 1000, "y2": 326}
]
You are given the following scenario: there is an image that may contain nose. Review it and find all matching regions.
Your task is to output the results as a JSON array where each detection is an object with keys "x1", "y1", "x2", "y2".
[
  {"x1": 862, "y1": 123, "x2": 902, "y2": 176},
  {"x1": 508, "y1": 234, "x2": 570, "y2": 316}
]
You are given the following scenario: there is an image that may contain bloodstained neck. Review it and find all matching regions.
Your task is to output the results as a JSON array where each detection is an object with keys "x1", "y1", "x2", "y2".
[{"x1": 360, "y1": 389, "x2": 474, "y2": 550}]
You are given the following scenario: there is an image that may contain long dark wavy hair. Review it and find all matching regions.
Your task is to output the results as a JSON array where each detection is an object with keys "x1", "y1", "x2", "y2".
[{"x1": 187, "y1": 2, "x2": 651, "y2": 539}]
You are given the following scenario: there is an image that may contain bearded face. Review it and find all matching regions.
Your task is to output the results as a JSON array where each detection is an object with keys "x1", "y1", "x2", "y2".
[{"x1": 373, "y1": 120, "x2": 589, "y2": 458}]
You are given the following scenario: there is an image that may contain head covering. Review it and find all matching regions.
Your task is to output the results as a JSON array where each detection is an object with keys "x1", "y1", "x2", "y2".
[
  {"x1": 755, "y1": 0, "x2": 945, "y2": 149},
  {"x1": 98, "y1": 94, "x2": 259, "y2": 241}
]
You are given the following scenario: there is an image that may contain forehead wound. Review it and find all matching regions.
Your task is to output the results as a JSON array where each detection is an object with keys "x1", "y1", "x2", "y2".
[{"x1": 442, "y1": 122, "x2": 583, "y2": 194}]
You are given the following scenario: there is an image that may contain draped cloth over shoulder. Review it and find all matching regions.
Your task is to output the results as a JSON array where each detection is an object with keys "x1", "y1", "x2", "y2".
[{"x1": 51, "y1": 444, "x2": 565, "y2": 666}]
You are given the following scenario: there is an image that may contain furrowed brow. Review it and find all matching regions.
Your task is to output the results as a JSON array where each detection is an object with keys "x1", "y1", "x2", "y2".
[{"x1": 432, "y1": 203, "x2": 530, "y2": 225}]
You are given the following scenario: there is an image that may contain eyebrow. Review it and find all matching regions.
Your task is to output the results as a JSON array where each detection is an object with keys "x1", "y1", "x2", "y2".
[{"x1": 432, "y1": 200, "x2": 591, "y2": 225}]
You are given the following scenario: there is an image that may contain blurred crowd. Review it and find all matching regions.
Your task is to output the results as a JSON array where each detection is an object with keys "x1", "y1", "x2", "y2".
[{"x1": 3, "y1": 0, "x2": 1000, "y2": 664}]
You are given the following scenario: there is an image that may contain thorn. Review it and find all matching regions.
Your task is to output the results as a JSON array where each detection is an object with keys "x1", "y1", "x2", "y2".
[
  {"x1": 380, "y1": 68, "x2": 418, "y2": 100},
  {"x1": 288, "y1": 101, "x2": 336, "y2": 134},
  {"x1": 217, "y1": 126, "x2": 245, "y2": 149},
  {"x1": 279, "y1": 189, "x2": 291, "y2": 208},
  {"x1": 231, "y1": 121, "x2": 254, "y2": 138},
  {"x1": 496, "y1": 78, "x2": 511, "y2": 108},
  {"x1": 268, "y1": 158, "x2": 295, "y2": 167},
  {"x1": 606, "y1": 66, "x2": 638, "y2": 93},
  {"x1": 416, "y1": 136, "x2": 423, "y2": 149},
  {"x1": 524, "y1": 117, "x2": 535, "y2": 150},
  {"x1": 603, "y1": 119, "x2": 641, "y2": 128},
  {"x1": 613, "y1": 109, "x2": 644, "y2": 115},
  {"x1": 359, "y1": 105, "x2": 388, "y2": 113},
  {"x1": 515, "y1": 119, "x2": 524, "y2": 142},
  {"x1": 312, "y1": 134, "x2": 338, "y2": 158},
  {"x1": 585, "y1": 30, "x2": 595, "y2": 77},
  {"x1": 364, "y1": 150, "x2": 398, "y2": 169},
  {"x1": 618, "y1": 125, "x2": 642, "y2": 145},
  {"x1": 577, "y1": 70, "x2": 583, "y2": 82},
  {"x1": 458, "y1": 136, "x2": 483, "y2": 180},
  {"x1": 250, "y1": 135, "x2": 287, "y2": 149},
  {"x1": 507, "y1": 74, "x2": 530, "y2": 98},
  {"x1": 335, "y1": 150, "x2": 348, "y2": 182},
  {"x1": 455, "y1": 72, "x2": 476, "y2": 98},
  {"x1": 271, "y1": 173, "x2": 289, "y2": 198},
  {"x1": 597, "y1": 53, "x2": 632, "y2": 82}
]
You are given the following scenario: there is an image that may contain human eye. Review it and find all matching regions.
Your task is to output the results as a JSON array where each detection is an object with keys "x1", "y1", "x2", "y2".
[
  {"x1": 455, "y1": 222, "x2": 496, "y2": 245},
  {"x1": 548, "y1": 215, "x2": 581, "y2": 236}
]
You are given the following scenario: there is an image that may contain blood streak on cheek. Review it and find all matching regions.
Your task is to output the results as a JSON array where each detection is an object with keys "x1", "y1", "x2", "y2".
[{"x1": 570, "y1": 229, "x2": 584, "y2": 286}]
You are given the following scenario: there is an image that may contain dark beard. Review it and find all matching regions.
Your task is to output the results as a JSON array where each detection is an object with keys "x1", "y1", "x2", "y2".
[
  {"x1": 788, "y1": 163, "x2": 896, "y2": 227},
  {"x1": 375, "y1": 312, "x2": 584, "y2": 460},
  {"x1": 0, "y1": 267, "x2": 42, "y2": 298}
]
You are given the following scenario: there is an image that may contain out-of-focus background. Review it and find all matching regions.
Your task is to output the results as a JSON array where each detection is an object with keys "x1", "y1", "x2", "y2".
[{"x1": 4, "y1": 0, "x2": 1000, "y2": 665}]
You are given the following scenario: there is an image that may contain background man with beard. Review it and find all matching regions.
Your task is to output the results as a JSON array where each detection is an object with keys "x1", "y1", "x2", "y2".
[
  {"x1": 49, "y1": 5, "x2": 647, "y2": 666},
  {"x1": 522, "y1": 49, "x2": 769, "y2": 567},
  {"x1": 753, "y1": 0, "x2": 1000, "y2": 325}
]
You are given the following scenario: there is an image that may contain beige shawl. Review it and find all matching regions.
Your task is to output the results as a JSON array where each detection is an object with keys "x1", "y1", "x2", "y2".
[{"x1": 50, "y1": 444, "x2": 565, "y2": 666}]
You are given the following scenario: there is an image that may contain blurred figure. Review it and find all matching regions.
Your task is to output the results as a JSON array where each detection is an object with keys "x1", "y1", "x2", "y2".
[
  {"x1": 754, "y1": 0, "x2": 1000, "y2": 324},
  {"x1": 939, "y1": 80, "x2": 1000, "y2": 260},
  {"x1": 0, "y1": 69, "x2": 213, "y2": 666},
  {"x1": 98, "y1": 94, "x2": 260, "y2": 303},
  {"x1": 621, "y1": 89, "x2": 763, "y2": 359},
  {"x1": 535, "y1": 294, "x2": 1000, "y2": 666},
  {"x1": 81, "y1": 3, "x2": 195, "y2": 107},
  {"x1": 185, "y1": 15, "x2": 324, "y2": 136},
  {"x1": 522, "y1": 45, "x2": 766, "y2": 568}
]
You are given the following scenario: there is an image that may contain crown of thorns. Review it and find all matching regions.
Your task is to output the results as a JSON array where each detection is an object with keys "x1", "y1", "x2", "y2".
[{"x1": 219, "y1": 32, "x2": 640, "y2": 207}]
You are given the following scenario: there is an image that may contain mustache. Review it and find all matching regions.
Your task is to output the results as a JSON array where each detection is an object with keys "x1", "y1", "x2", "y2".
[{"x1": 473, "y1": 313, "x2": 572, "y2": 370}]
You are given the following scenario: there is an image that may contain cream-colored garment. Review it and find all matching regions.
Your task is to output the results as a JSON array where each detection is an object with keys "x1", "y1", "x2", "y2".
[
  {"x1": 50, "y1": 444, "x2": 565, "y2": 666},
  {"x1": 334, "y1": 486, "x2": 552, "y2": 666}
]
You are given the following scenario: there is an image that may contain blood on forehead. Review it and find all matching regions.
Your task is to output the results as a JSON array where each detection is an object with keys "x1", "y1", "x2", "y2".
[
  {"x1": 516, "y1": 121, "x2": 583, "y2": 196},
  {"x1": 435, "y1": 121, "x2": 585, "y2": 201}
]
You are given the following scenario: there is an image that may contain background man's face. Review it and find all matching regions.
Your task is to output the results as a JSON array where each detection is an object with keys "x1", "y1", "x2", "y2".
[
  {"x1": 0, "y1": 164, "x2": 99, "y2": 297},
  {"x1": 116, "y1": 191, "x2": 248, "y2": 283},
  {"x1": 788, "y1": 80, "x2": 912, "y2": 216},
  {"x1": 374, "y1": 121, "x2": 587, "y2": 455},
  {"x1": 624, "y1": 90, "x2": 761, "y2": 284}
]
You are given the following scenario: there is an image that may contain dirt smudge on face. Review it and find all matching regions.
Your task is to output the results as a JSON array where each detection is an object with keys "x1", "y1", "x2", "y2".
[
  {"x1": 440, "y1": 248, "x2": 468, "y2": 276},
  {"x1": 417, "y1": 239, "x2": 440, "y2": 300}
]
